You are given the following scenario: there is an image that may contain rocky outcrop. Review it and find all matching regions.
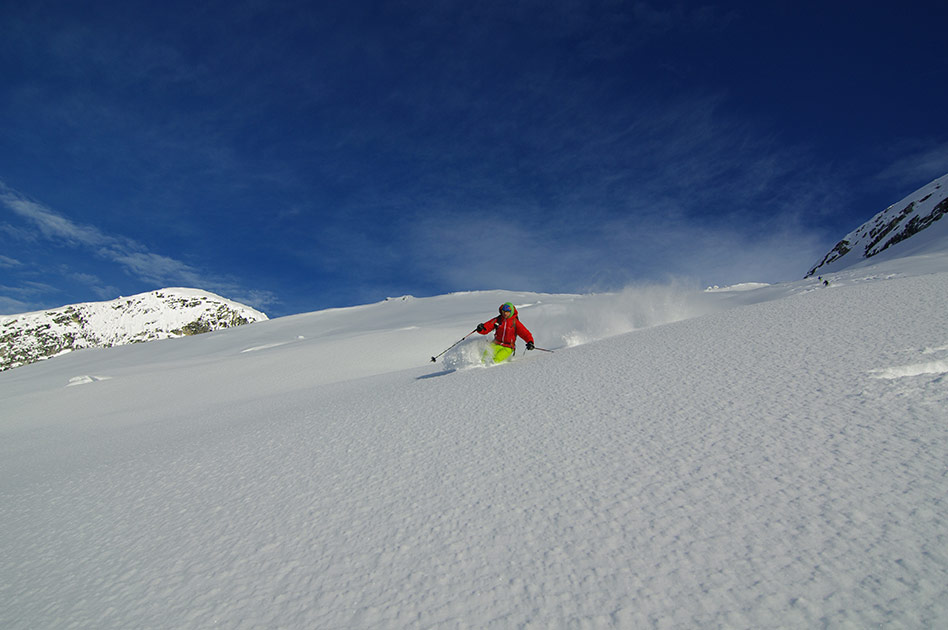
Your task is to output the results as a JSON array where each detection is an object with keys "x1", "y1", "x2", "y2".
[
  {"x1": 0, "y1": 288, "x2": 267, "y2": 371},
  {"x1": 807, "y1": 173, "x2": 948, "y2": 278}
]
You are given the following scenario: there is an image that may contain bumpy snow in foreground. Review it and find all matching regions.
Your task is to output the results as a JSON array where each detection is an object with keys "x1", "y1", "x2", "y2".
[{"x1": 2, "y1": 253, "x2": 947, "y2": 628}]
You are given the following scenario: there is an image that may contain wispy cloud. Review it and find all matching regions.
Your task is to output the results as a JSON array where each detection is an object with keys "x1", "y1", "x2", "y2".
[
  {"x1": 0, "y1": 296, "x2": 31, "y2": 316},
  {"x1": 1, "y1": 184, "x2": 112, "y2": 247},
  {"x1": 0, "y1": 254, "x2": 22, "y2": 268},
  {"x1": 0, "y1": 281, "x2": 60, "y2": 315},
  {"x1": 409, "y1": 202, "x2": 826, "y2": 295},
  {"x1": 877, "y1": 141, "x2": 948, "y2": 188},
  {"x1": 0, "y1": 181, "x2": 277, "y2": 309},
  {"x1": 395, "y1": 84, "x2": 834, "y2": 293}
]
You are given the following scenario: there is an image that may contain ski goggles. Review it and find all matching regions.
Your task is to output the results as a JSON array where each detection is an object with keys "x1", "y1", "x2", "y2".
[{"x1": 499, "y1": 304, "x2": 513, "y2": 317}]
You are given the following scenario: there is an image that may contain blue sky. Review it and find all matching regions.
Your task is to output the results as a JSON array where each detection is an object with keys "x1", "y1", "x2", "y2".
[{"x1": 2, "y1": 1, "x2": 947, "y2": 317}]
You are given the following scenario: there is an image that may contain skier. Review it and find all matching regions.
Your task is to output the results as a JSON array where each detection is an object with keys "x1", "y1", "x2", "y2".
[{"x1": 476, "y1": 302, "x2": 535, "y2": 364}]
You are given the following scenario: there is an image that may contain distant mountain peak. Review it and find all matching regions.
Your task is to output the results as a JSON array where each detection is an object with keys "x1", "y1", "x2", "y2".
[
  {"x1": 0, "y1": 288, "x2": 267, "y2": 371},
  {"x1": 806, "y1": 173, "x2": 948, "y2": 278}
]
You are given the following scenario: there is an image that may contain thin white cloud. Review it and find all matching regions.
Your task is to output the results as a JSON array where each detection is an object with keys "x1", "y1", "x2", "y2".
[
  {"x1": 397, "y1": 83, "x2": 833, "y2": 293},
  {"x1": 0, "y1": 182, "x2": 199, "y2": 282},
  {"x1": 105, "y1": 251, "x2": 204, "y2": 287},
  {"x1": 0, "y1": 185, "x2": 109, "y2": 247},
  {"x1": 0, "y1": 281, "x2": 61, "y2": 315},
  {"x1": 62, "y1": 270, "x2": 119, "y2": 301},
  {"x1": 0, "y1": 296, "x2": 30, "y2": 315},
  {"x1": 0, "y1": 181, "x2": 277, "y2": 309},
  {"x1": 878, "y1": 142, "x2": 948, "y2": 187},
  {"x1": 0, "y1": 254, "x2": 22, "y2": 268}
]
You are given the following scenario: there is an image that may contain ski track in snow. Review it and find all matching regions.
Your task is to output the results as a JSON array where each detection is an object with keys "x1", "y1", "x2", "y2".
[
  {"x1": 241, "y1": 341, "x2": 291, "y2": 353},
  {"x1": 870, "y1": 359, "x2": 948, "y2": 379},
  {"x1": 66, "y1": 375, "x2": 113, "y2": 387},
  {"x1": 869, "y1": 341, "x2": 948, "y2": 380},
  {"x1": 2, "y1": 262, "x2": 948, "y2": 628}
]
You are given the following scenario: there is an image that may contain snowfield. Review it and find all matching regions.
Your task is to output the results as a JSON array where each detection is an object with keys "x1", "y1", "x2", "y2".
[{"x1": 2, "y1": 252, "x2": 947, "y2": 628}]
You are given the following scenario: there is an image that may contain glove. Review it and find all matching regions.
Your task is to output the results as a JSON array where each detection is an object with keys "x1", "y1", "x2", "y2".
[
  {"x1": 476, "y1": 323, "x2": 486, "y2": 332},
  {"x1": 526, "y1": 341, "x2": 535, "y2": 350}
]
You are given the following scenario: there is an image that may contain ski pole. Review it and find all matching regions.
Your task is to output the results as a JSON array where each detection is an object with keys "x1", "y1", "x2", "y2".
[
  {"x1": 531, "y1": 346, "x2": 554, "y2": 353},
  {"x1": 431, "y1": 330, "x2": 477, "y2": 362}
]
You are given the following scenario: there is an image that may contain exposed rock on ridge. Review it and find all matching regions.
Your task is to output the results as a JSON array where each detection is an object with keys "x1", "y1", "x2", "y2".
[
  {"x1": 807, "y1": 173, "x2": 948, "y2": 277},
  {"x1": 0, "y1": 288, "x2": 267, "y2": 371}
]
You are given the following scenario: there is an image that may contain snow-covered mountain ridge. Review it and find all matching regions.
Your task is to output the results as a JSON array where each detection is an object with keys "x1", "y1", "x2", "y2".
[
  {"x1": 807, "y1": 172, "x2": 948, "y2": 277},
  {"x1": 0, "y1": 288, "x2": 267, "y2": 371}
]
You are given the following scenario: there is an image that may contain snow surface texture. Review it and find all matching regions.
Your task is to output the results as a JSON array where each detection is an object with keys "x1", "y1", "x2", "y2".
[
  {"x1": 807, "y1": 172, "x2": 948, "y2": 278},
  {"x1": 0, "y1": 288, "x2": 268, "y2": 371},
  {"x1": 2, "y1": 254, "x2": 948, "y2": 628}
]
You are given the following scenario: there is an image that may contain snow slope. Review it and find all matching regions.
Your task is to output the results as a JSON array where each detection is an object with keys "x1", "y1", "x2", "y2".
[{"x1": 2, "y1": 253, "x2": 947, "y2": 628}]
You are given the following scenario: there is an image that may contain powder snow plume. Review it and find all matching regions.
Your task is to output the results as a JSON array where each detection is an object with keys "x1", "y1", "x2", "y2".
[{"x1": 542, "y1": 282, "x2": 723, "y2": 347}]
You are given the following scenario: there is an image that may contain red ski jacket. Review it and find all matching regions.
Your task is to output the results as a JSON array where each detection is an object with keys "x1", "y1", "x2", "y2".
[{"x1": 478, "y1": 305, "x2": 534, "y2": 349}]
